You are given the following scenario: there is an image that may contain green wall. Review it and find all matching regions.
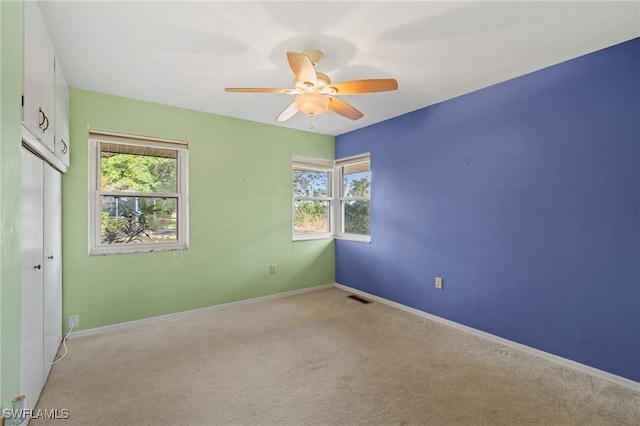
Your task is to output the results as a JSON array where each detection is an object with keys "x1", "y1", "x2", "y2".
[
  {"x1": 64, "y1": 89, "x2": 335, "y2": 331},
  {"x1": 0, "y1": 0, "x2": 23, "y2": 410}
]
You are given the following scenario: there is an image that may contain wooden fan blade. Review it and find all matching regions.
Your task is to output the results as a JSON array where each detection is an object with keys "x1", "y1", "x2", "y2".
[
  {"x1": 328, "y1": 96, "x2": 363, "y2": 121},
  {"x1": 286, "y1": 52, "x2": 317, "y2": 86},
  {"x1": 325, "y1": 79, "x2": 398, "y2": 95},
  {"x1": 225, "y1": 87, "x2": 294, "y2": 94},
  {"x1": 275, "y1": 101, "x2": 298, "y2": 122}
]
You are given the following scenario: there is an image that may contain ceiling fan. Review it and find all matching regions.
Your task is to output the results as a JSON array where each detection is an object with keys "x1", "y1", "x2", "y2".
[{"x1": 225, "y1": 50, "x2": 398, "y2": 122}]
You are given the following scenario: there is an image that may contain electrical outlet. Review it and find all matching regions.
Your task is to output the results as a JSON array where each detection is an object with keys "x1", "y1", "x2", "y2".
[
  {"x1": 435, "y1": 277, "x2": 443, "y2": 289},
  {"x1": 270, "y1": 264, "x2": 277, "y2": 274},
  {"x1": 68, "y1": 315, "x2": 79, "y2": 329}
]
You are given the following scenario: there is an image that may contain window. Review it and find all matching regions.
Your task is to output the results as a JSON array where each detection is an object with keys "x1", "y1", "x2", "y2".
[
  {"x1": 292, "y1": 156, "x2": 333, "y2": 240},
  {"x1": 89, "y1": 131, "x2": 188, "y2": 255},
  {"x1": 336, "y1": 154, "x2": 371, "y2": 243},
  {"x1": 292, "y1": 153, "x2": 371, "y2": 243}
]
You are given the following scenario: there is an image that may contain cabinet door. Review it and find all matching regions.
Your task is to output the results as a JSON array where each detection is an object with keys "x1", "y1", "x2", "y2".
[
  {"x1": 43, "y1": 165, "x2": 62, "y2": 379},
  {"x1": 23, "y1": 1, "x2": 45, "y2": 141},
  {"x1": 40, "y1": 37, "x2": 56, "y2": 152},
  {"x1": 23, "y1": 1, "x2": 56, "y2": 151},
  {"x1": 54, "y1": 58, "x2": 70, "y2": 167},
  {"x1": 21, "y1": 148, "x2": 45, "y2": 412}
]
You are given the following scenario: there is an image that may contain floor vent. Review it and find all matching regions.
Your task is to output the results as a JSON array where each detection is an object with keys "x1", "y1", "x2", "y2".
[{"x1": 347, "y1": 294, "x2": 372, "y2": 304}]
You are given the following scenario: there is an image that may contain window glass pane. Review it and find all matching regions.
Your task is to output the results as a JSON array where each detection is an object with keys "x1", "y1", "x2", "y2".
[
  {"x1": 343, "y1": 200, "x2": 370, "y2": 235},
  {"x1": 343, "y1": 167, "x2": 370, "y2": 197},
  {"x1": 100, "y1": 196, "x2": 177, "y2": 244},
  {"x1": 293, "y1": 170, "x2": 330, "y2": 197},
  {"x1": 101, "y1": 147, "x2": 177, "y2": 192},
  {"x1": 294, "y1": 200, "x2": 330, "y2": 234}
]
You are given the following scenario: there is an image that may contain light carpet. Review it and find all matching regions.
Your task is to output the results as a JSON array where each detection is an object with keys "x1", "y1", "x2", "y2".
[{"x1": 32, "y1": 287, "x2": 639, "y2": 425}]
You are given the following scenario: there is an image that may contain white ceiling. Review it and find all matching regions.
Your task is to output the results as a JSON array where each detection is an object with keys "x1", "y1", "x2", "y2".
[{"x1": 38, "y1": 1, "x2": 640, "y2": 136}]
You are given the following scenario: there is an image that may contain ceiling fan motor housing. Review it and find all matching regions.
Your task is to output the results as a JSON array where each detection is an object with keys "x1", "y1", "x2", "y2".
[{"x1": 303, "y1": 49, "x2": 324, "y2": 66}]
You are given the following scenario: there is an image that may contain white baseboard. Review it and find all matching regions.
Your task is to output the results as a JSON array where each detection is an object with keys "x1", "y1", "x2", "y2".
[
  {"x1": 69, "y1": 283, "x2": 334, "y2": 339},
  {"x1": 334, "y1": 283, "x2": 640, "y2": 393}
]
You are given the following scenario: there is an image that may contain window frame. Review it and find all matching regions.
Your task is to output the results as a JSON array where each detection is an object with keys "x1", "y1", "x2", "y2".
[
  {"x1": 335, "y1": 153, "x2": 371, "y2": 243},
  {"x1": 292, "y1": 153, "x2": 371, "y2": 243},
  {"x1": 89, "y1": 130, "x2": 189, "y2": 255},
  {"x1": 292, "y1": 155, "x2": 334, "y2": 241}
]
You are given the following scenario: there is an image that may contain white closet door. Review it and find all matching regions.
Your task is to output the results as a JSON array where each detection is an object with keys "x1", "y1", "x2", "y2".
[
  {"x1": 21, "y1": 147, "x2": 45, "y2": 411},
  {"x1": 43, "y1": 164, "x2": 62, "y2": 379}
]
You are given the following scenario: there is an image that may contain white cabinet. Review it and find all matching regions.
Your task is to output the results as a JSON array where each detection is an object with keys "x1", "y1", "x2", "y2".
[
  {"x1": 23, "y1": 1, "x2": 70, "y2": 170},
  {"x1": 54, "y1": 57, "x2": 70, "y2": 167},
  {"x1": 21, "y1": 147, "x2": 63, "y2": 414},
  {"x1": 21, "y1": 4, "x2": 67, "y2": 414},
  {"x1": 23, "y1": 0, "x2": 56, "y2": 151}
]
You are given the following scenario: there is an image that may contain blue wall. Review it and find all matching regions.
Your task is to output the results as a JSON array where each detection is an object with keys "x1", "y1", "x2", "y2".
[{"x1": 336, "y1": 38, "x2": 639, "y2": 382}]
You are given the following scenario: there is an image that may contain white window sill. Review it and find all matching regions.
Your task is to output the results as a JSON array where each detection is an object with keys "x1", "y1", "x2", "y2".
[
  {"x1": 291, "y1": 234, "x2": 371, "y2": 243},
  {"x1": 292, "y1": 233, "x2": 334, "y2": 242},
  {"x1": 90, "y1": 242, "x2": 188, "y2": 256},
  {"x1": 335, "y1": 234, "x2": 371, "y2": 244}
]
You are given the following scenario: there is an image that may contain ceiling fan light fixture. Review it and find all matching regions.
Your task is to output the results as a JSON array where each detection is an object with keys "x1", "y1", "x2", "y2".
[
  {"x1": 295, "y1": 93, "x2": 329, "y2": 116},
  {"x1": 226, "y1": 50, "x2": 398, "y2": 123}
]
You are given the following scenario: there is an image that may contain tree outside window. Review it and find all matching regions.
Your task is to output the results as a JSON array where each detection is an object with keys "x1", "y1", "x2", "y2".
[
  {"x1": 292, "y1": 165, "x2": 332, "y2": 238},
  {"x1": 339, "y1": 159, "x2": 371, "y2": 239},
  {"x1": 292, "y1": 154, "x2": 370, "y2": 243},
  {"x1": 89, "y1": 132, "x2": 188, "y2": 255}
]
